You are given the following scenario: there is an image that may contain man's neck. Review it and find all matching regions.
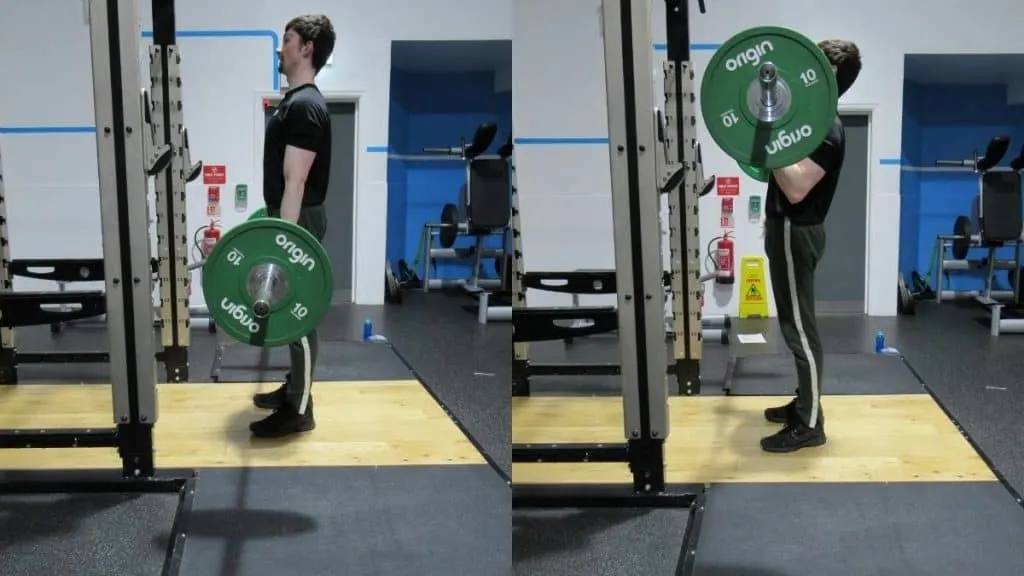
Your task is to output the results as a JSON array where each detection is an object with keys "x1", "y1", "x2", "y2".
[{"x1": 286, "y1": 69, "x2": 316, "y2": 89}]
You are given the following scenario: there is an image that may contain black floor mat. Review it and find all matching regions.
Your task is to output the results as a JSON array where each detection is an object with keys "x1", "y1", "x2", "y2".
[
  {"x1": 513, "y1": 508, "x2": 689, "y2": 576},
  {"x1": 206, "y1": 340, "x2": 412, "y2": 382},
  {"x1": 363, "y1": 292, "x2": 511, "y2": 479},
  {"x1": 693, "y1": 482, "x2": 1024, "y2": 576},
  {"x1": 0, "y1": 491, "x2": 179, "y2": 576},
  {"x1": 725, "y1": 352, "x2": 924, "y2": 395},
  {"x1": 176, "y1": 465, "x2": 509, "y2": 576},
  {"x1": 3, "y1": 325, "x2": 412, "y2": 384},
  {"x1": 521, "y1": 337, "x2": 732, "y2": 397}
]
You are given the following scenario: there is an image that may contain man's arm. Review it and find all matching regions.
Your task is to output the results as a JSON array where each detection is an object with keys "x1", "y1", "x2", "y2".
[
  {"x1": 771, "y1": 137, "x2": 839, "y2": 205},
  {"x1": 281, "y1": 101, "x2": 326, "y2": 222}
]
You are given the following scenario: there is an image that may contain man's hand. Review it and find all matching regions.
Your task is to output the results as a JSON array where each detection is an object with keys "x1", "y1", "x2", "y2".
[{"x1": 281, "y1": 145, "x2": 317, "y2": 222}]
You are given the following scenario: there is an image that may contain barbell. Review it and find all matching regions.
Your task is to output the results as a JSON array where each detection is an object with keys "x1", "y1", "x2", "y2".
[
  {"x1": 198, "y1": 210, "x2": 333, "y2": 348},
  {"x1": 701, "y1": 26, "x2": 839, "y2": 171}
]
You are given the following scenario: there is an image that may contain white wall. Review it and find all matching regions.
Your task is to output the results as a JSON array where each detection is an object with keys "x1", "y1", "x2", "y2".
[
  {"x1": 514, "y1": 0, "x2": 1024, "y2": 317},
  {"x1": 0, "y1": 0, "x2": 510, "y2": 307}
]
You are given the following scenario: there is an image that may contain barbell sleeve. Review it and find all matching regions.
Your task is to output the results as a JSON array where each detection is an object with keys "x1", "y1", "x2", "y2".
[
  {"x1": 758, "y1": 62, "x2": 778, "y2": 109},
  {"x1": 252, "y1": 272, "x2": 275, "y2": 319}
]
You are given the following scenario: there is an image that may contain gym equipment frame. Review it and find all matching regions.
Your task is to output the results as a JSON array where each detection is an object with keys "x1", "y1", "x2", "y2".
[
  {"x1": 0, "y1": 0, "x2": 195, "y2": 501},
  {"x1": 0, "y1": 1, "x2": 200, "y2": 384},
  {"x1": 509, "y1": 18, "x2": 720, "y2": 398},
  {"x1": 512, "y1": 0, "x2": 704, "y2": 509},
  {"x1": 932, "y1": 233, "x2": 1020, "y2": 304},
  {"x1": 966, "y1": 170, "x2": 1024, "y2": 336},
  {"x1": 932, "y1": 140, "x2": 1024, "y2": 336}
]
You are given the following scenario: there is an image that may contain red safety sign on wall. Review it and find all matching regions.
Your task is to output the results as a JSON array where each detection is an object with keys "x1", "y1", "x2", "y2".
[
  {"x1": 203, "y1": 165, "x2": 227, "y2": 185},
  {"x1": 717, "y1": 176, "x2": 739, "y2": 196}
]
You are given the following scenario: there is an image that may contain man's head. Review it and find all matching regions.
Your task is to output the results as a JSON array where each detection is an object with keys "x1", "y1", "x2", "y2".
[
  {"x1": 817, "y1": 39, "x2": 861, "y2": 98},
  {"x1": 278, "y1": 14, "x2": 336, "y2": 78}
]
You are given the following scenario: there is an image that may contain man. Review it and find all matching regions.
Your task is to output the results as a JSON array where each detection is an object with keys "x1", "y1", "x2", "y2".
[
  {"x1": 249, "y1": 14, "x2": 336, "y2": 438},
  {"x1": 759, "y1": 39, "x2": 861, "y2": 453}
]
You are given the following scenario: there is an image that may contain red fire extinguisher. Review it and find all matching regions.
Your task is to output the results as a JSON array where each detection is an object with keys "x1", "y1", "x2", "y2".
[
  {"x1": 715, "y1": 234, "x2": 735, "y2": 285},
  {"x1": 203, "y1": 221, "x2": 221, "y2": 256}
]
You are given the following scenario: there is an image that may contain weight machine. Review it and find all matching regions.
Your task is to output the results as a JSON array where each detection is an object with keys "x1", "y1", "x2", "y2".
[
  {"x1": 418, "y1": 123, "x2": 513, "y2": 323},
  {"x1": 0, "y1": 1, "x2": 203, "y2": 384},
  {"x1": 932, "y1": 137, "x2": 1024, "y2": 336},
  {"x1": 0, "y1": 0, "x2": 195, "y2": 498},
  {"x1": 419, "y1": 123, "x2": 509, "y2": 292},
  {"x1": 512, "y1": 0, "x2": 705, "y2": 509}
]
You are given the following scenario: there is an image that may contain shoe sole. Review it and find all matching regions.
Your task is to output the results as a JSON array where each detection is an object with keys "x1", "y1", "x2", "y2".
[
  {"x1": 250, "y1": 424, "x2": 316, "y2": 438},
  {"x1": 764, "y1": 414, "x2": 787, "y2": 424},
  {"x1": 760, "y1": 436, "x2": 827, "y2": 453}
]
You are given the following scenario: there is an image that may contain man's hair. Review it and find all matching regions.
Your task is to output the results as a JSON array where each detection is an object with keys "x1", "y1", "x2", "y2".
[
  {"x1": 817, "y1": 39, "x2": 861, "y2": 98},
  {"x1": 286, "y1": 14, "x2": 336, "y2": 73}
]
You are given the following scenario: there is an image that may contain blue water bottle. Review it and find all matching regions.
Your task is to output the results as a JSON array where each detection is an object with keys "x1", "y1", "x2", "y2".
[
  {"x1": 874, "y1": 330, "x2": 885, "y2": 354},
  {"x1": 363, "y1": 318, "x2": 373, "y2": 341}
]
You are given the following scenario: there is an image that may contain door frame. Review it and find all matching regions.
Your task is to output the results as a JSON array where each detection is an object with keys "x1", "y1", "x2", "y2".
[
  {"x1": 253, "y1": 89, "x2": 363, "y2": 302},
  {"x1": 837, "y1": 104, "x2": 875, "y2": 315}
]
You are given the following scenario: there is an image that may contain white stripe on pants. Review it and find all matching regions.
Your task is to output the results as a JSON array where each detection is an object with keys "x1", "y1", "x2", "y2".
[
  {"x1": 297, "y1": 336, "x2": 312, "y2": 415},
  {"x1": 783, "y1": 218, "x2": 820, "y2": 428}
]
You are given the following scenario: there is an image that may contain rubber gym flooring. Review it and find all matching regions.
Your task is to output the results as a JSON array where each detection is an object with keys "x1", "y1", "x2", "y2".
[
  {"x1": 9, "y1": 293, "x2": 1024, "y2": 575},
  {"x1": 514, "y1": 301, "x2": 1024, "y2": 576},
  {"x1": 0, "y1": 291, "x2": 510, "y2": 576}
]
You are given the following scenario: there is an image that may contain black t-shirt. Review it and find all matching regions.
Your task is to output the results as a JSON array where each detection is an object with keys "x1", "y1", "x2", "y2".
[
  {"x1": 765, "y1": 116, "x2": 845, "y2": 225},
  {"x1": 263, "y1": 83, "x2": 332, "y2": 208}
]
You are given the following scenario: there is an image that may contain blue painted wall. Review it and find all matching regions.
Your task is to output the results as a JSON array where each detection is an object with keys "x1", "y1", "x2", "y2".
[
  {"x1": 386, "y1": 69, "x2": 513, "y2": 282},
  {"x1": 900, "y1": 82, "x2": 1024, "y2": 292}
]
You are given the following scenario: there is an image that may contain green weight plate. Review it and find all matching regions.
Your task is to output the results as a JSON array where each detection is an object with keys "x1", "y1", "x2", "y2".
[
  {"x1": 738, "y1": 161, "x2": 770, "y2": 182},
  {"x1": 248, "y1": 207, "x2": 268, "y2": 220},
  {"x1": 701, "y1": 26, "x2": 838, "y2": 170},
  {"x1": 202, "y1": 218, "x2": 333, "y2": 347}
]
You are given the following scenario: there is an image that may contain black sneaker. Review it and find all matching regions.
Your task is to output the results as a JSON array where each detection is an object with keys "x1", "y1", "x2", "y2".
[
  {"x1": 764, "y1": 398, "x2": 797, "y2": 424},
  {"x1": 249, "y1": 404, "x2": 315, "y2": 438},
  {"x1": 253, "y1": 383, "x2": 287, "y2": 410},
  {"x1": 760, "y1": 418, "x2": 826, "y2": 453}
]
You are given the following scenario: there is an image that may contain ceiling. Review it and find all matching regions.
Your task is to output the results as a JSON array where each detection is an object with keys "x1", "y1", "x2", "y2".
[
  {"x1": 391, "y1": 40, "x2": 511, "y2": 74},
  {"x1": 904, "y1": 54, "x2": 1024, "y2": 85}
]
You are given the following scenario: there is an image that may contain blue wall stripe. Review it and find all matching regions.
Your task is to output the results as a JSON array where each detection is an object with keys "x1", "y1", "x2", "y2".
[
  {"x1": 514, "y1": 137, "x2": 609, "y2": 145},
  {"x1": 879, "y1": 157, "x2": 901, "y2": 165},
  {"x1": 0, "y1": 126, "x2": 96, "y2": 134},
  {"x1": 0, "y1": 29, "x2": 279, "y2": 134},
  {"x1": 366, "y1": 145, "x2": 389, "y2": 153},
  {"x1": 141, "y1": 29, "x2": 280, "y2": 91}
]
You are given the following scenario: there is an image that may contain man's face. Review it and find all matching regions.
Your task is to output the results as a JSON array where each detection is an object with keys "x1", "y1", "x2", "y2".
[{"x1": 277, "y1": 28, "x2": 309, "y2": 75}]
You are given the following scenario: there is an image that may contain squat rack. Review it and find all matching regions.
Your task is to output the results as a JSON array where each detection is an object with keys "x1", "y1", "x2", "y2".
[
  {"x1": 511, "y1": 0, "x2": 706, "y2": 510},
  {"x1": 0, "y1": 0, "x2": 195, "y2": 500}
]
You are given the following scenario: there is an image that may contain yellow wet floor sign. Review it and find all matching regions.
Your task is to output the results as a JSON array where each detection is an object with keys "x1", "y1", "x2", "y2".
[{"x1": 739, "y1": 256, "x2": 769, "y2": 318}]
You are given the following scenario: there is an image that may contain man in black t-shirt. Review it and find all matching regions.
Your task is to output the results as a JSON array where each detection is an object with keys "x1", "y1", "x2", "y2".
[
  {"x1": 759, "y1": 40, "x2": 862, "y2": 454},
  {"x1": 249, "y1": 14, "x2": 335, "y2": 439}
]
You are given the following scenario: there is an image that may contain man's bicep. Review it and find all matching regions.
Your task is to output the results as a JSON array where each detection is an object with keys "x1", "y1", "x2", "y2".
[
  {"x1": 284, "y1": 145, "x2": 317, "y2": 183},
  {"x1": 285, "y1": 102, "x2": 325, "y2": 152}
]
